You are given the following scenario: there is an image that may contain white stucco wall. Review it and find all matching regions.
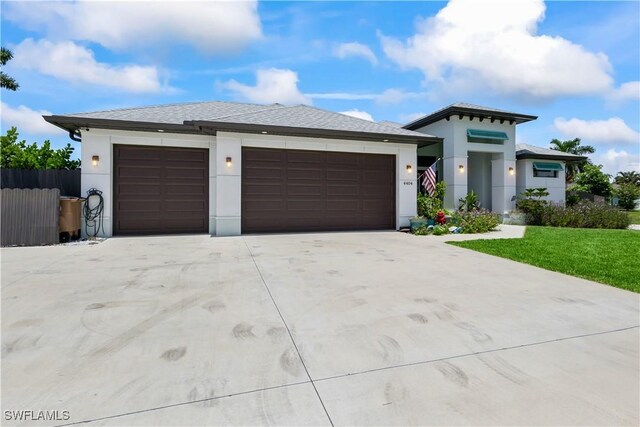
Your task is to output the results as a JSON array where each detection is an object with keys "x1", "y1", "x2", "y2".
[
  {"x1": 415, "y1": 116, "x2": 517, "y2": 213},
  {"x1": 80, "y1": 128, "x2": 417, "y2": 237},
  {"x1": 516, "y1": 159, "x2": 566, "y2": 204}
]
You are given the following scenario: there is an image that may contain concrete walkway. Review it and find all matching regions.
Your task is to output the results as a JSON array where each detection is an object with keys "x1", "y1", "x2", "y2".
[{"x1": 2, "y1": 232, "x2": 638, "y2": 426}]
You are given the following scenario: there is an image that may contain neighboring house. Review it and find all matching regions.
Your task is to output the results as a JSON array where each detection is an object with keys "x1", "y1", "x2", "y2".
[
  {"x1": 515, "y1": 143, "x2": 586, "y2": 204},
  {"x1": 43, "y1": 101, "x2": 571, "y2": 238}
]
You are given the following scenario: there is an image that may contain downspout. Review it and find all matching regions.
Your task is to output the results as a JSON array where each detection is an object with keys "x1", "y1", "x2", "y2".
[{"x1": 69, "y1": 129, "x2": 82, "y2": 142}]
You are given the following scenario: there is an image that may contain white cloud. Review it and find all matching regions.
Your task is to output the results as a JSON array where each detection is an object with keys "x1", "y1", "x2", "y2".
[
  {"x1": 334, "y1": 42, "x2": 378, "y2": 65},
  {"x1": 554, "y1": 117, "x2": 639, "y2": 145},
  {"x1": 4, "y1": 1, "x2": 261, "y2": 54},
  {"x1": 376, "y1": 89, "x2": 424, "y2": 105},
  {"x1": 306, "y1": 89, "x2": 423, "y2": 104},
  {"x1": 593, "y1": 149, "x2": 640, "y2": 175},
  {"x1": 339, "y1": 109, "x2": 374, "y2": 122},
  {"x1": 608, "y1": 81, "x2": 640, "y2": 103},
  {"x1": 306, "y1": 92, "x2": 377, "y2": 100},
  {"x1": 12, "y1": 39, "x2": 164, "y2": 93},
  {"x1": 221, "y1": 68, "x2": 311, "y2": 105},
  {"x1": 1, "y1": 102, "x2": 65, "y2": 135},
  {"x1": 380, "y1": 0, "x2": 614, "y2": 99}
]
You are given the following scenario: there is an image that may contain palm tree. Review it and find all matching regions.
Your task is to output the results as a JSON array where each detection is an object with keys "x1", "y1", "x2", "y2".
[
  {"x1": 1, "y1": 47, "x2": 19, "y2": 91},
  {"x1": 614, "y1": 171, "x2": 640, "y2": 187},
  {"x1": 549, "y1": 138, "x2": 594, "y2": 183}
]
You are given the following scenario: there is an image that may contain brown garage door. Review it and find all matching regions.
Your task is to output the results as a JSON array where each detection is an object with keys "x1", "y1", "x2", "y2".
[
  {"x1": 242, "y1": 147, "x2": 395, "y2": 233},
  {"x1": 114, "y1": 145, "x2": 208, "y2": 235}
]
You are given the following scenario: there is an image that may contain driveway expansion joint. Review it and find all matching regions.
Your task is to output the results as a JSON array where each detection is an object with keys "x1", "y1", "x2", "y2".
[
  {"x1": 55, "y1": 381, "x2": 312, "y2": 427},
  {"x1": 313, "y1": 324, "x2": 640, "y2": 383},
  {"x1": 242, "y1": 237, "x2": 335, "y2": 427}
]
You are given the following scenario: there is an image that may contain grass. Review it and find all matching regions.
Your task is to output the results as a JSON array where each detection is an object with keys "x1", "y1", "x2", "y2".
[
  {"x1": 628, "y1": 210, "x2": 640, "y2": 224},
  {"x1": 448, "y1": 226, "x2": 640, "y2": 293}
]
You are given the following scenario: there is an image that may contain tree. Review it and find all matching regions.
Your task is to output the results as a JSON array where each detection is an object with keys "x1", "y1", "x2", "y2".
[
  {"x1": 1, "y1": 127, "x2": 80, "y2": 169},
  {"x1": 549, "y1": 138, "x2": 594, "y2": 183},
  {"x1": 571, "y1": 163, "x2": 612, "y2": 198},
  {"x1": 615, "y1": 184, "x2": 640, "y2": 210},
  {"x1": 614, "y1": 171, "x2": 640, "y2": 187},
  {"x1": 0, "y1": 47, "x2": 19, "y2": 91}
]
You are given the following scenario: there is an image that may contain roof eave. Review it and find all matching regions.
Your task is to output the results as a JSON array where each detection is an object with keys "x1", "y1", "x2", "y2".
[
  {"x1": 516, "y1": 152, "x2": 587, "y2": 162},
  {"x1": 187, "y1": 120, "x2": 443, "y2": 145},
  {"x1": 42, "y1": 115, "x2": 200, "y2": 135},
  {"x1": 404, "y1": 107, "x2": 538, "y2": 130}
]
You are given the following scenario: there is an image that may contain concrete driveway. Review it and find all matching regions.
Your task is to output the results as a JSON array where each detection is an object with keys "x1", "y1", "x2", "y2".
[{"x1": 2, "y1": 231, "x2": 638, "y2": 426}]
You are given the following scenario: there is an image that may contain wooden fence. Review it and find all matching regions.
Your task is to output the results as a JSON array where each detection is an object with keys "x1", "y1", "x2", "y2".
[
  {"x1": 1, "y1": 168, "x2": 81, "y2": 197},
  {"x1": 1, "y1": 188, "x2": 60, "y2": 246}
]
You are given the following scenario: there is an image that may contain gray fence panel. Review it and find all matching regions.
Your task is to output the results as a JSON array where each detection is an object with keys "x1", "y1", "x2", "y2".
[
  {"x1": 1, "y1": 188, "x2": 60, "y2": 246},
  {"x1": 1, "y1": 169, "x2": 81, "y2": 197}
]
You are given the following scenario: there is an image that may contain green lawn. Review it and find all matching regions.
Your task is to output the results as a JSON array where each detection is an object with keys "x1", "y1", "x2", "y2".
[
  {"x1": 448, "y1": 227, "x2": 640, "y2": 293},
  {"x1": 628, "y1": 210, "x2": 640, "y2": 224}
]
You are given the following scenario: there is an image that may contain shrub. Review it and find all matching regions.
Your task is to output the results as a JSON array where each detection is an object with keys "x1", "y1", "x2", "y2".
[
  {"x1": 452, "y1": 210, "x2": 500, "y2": 234},
  {"x1": 417, "y1": 182, "x2": 447, "y2": 219},
  {"x1": 529, "y1": 201, "x2": 629, "y2": 229},
  {"x1": 615, "y1": 184, "x2": 640, "y2": 210},
  {"x1": 432, "y1": 224, "x2": 449, "y2": 235},
  {"x1": 516, "y1": 188, "x2": 550, "y2": 225},
  {"x1": 412, "y1": 225, "x2": 430, "y2": 236},
  {"x1": 458, "y1": 190, "x2": 480, "y2": 212}
]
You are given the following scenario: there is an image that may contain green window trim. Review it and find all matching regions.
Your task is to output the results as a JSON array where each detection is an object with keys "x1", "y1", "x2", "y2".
[
  {"x1": 467, "y1": 129, "x2": 509, "y2": 145},
  {"x1": 532, "y1": 162, "x2": 563, "y2": 171}
]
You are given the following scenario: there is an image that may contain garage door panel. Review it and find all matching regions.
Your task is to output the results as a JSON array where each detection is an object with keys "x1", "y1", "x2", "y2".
[
  {"x1": 114, "y1": 145, "x2": 208, "y2": 235},
  {"x1": 116, "y1": 166, "x2": 163, "y2": 179},
  {"x1": 242, "y1": 147, "x2": 395, "y2": 233}
]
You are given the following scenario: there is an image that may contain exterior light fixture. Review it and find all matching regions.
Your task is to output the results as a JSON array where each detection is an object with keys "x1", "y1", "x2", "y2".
[
  {"x1": 509, "y1": 167, "x2": 515, "y2": 175},
  {"x1": 226, "y1": 157, "x2": 232, "y2": 167},
  {"x1": 261, "y1": 131, "x2": 268, "y2": 134},
  {"x1": 157, "y1": 129, "x2": 164, "y2": 132},
  {"x1": 406, "y1": 164, "x2": 413, "y2": 174},
  {"x1": 383, "y1": 139, "x2": 389, "y2": 142},
  {"x1": 91, "y1": 155, "x2": 100, "y2": 166},
  {"x1": 459, "y1": 164, "x2": 465, "y2": 173}
]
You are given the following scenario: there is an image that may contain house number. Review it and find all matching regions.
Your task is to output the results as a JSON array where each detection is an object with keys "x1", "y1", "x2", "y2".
[{"x1": 403, "y1": 181, "x2": 413, "y2": 185}]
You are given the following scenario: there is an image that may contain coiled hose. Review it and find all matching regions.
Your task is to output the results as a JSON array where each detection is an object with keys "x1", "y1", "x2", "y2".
[{"x1": 83, "y1": 188, "x2": 104, "y2": 238}]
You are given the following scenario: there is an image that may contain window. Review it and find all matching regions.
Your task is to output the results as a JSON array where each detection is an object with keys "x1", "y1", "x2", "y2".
[
  {"x1": 467, "y1": 129, "x2": 509, "y2": 145},
  {"x1": 532, "y1": 161, "x2": 563, "y2": 178},
  {"x1": 533, "y1": 169, "x2": 558, "y2": 178}
]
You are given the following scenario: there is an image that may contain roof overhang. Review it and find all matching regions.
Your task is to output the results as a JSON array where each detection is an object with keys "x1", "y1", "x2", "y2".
[
  {"x1": 405, "y1": 106, "x2": 537, "y2": 130},
  {"x1": 43, "y1": 115, "x2": 443, "y2": 146},
  {"x1": 187, "y1": 120, "x2": 442, "y2": 146},
  {"x1": 516, "y1": 152, "x2": 587, "y2": 162}
]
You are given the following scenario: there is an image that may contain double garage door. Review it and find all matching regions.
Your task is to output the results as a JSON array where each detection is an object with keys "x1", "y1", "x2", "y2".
[{"x1": 114, "y1": 145, "x2": 395, "y2": 235}]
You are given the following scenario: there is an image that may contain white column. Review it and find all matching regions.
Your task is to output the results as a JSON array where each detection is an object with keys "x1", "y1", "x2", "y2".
[
  {"x1": 214, "y1": 133, "x2": 242, "y2": 236},
  {"x1": 397, "y1": 146, "x2": 417, "y2": 227},
  {"x1": 80, "y1": 133, "x2": 112, "y2": 237},
  {"x1": 443, "y1": 156, "x2": 468, "y2": 210},
  {"x1": 491, "y1": 155, "x2": 516, "y2": 213}
]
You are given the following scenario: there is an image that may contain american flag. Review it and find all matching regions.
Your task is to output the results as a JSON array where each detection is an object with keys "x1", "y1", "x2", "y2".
[{"x1": 422, "y1": 163, "x2": 437, "y2": 196}]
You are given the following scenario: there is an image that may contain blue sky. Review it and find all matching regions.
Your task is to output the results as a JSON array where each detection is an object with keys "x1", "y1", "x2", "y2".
[{"x1": 1, "y1": 0, "x2": 638, "y2": 174}]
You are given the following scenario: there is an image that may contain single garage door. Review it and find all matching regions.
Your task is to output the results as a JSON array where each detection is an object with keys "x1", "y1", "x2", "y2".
[
  {"x1": 114, "y1": 145, "x2": 208, "y2": 235},
  {"x1": 242, "y1": 147, "x2": 395, "y2": 233}
]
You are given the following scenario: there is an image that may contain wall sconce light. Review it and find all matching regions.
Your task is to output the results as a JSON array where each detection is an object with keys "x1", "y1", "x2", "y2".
[
  {"x1": 91, "y1": 155, "x2": 100, "y2": 166},
  {"x1": 509, "y1": 167, "x2": 515, "y2": 175},
  {"x1": 226, "y1": 157, "x2": 232, "y2": 167},
  {"x1": 406, "y1": 164, "x2": 413, "y2": 174},
  {"x1": 459, "y1": 164, "x2": 465, "y2": 173}
]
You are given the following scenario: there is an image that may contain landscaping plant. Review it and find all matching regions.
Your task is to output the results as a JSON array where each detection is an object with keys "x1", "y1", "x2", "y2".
[
  {"x1": 452, "y1": 210, "x2": 500, "y2": 234},
  {"x1": 615, "y1": 183, "x2": 640, "y2": 210}
]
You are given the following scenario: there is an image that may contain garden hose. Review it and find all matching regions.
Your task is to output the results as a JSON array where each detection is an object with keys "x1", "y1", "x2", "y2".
[{"x1": 83, "y1": 188, "x2": 104, "y2": 238}]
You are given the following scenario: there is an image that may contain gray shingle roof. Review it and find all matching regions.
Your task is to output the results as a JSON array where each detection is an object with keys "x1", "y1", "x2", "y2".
[
  {"x1": 377, "y1": 120, "x2": 403, "y2": 128},
  {"x1": 206, "y1": 105, "x2": 430, "y2": 138},
  {"x1": 49, "y1": 101, "x2": 437, "y2": 140},
  {"x1": 404, "y1": 101, "x2": 537, "y2": 129},
  {"x1": 516, "y1": 143, "x2": 586, "y2": 160},
  {"x1": 65, "y1": 100, "x2": 284, "y2": 124}
]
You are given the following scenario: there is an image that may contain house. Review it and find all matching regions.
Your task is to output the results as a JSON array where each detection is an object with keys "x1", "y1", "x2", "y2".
[
  {"x1": 43, "y1": 101, "x2": 577, "y2": 237},
  {"x1": 515, "y1": 143, "x2": 586, "y2": 204}
]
